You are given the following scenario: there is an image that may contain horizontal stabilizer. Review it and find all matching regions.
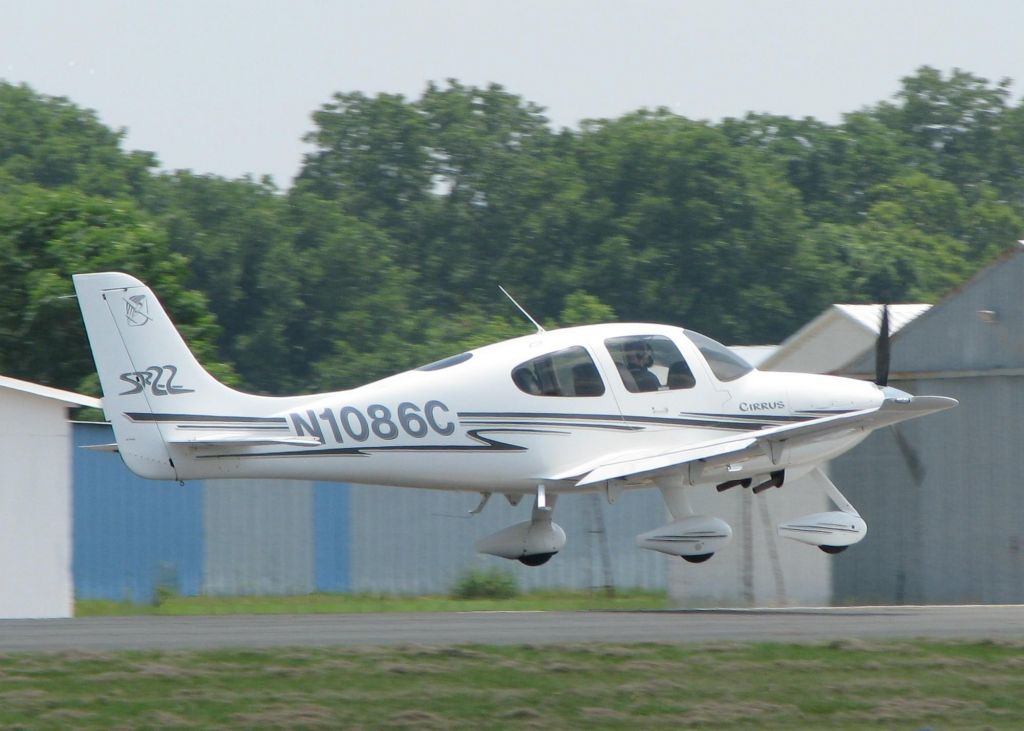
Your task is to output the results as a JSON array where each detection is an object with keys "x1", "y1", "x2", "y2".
[
  {"x1": 81, "y1": 442, "x2": 120, "y2": 453},
  {"x1": 165, "y1": 432, "x2": 322, "y2": 448}
]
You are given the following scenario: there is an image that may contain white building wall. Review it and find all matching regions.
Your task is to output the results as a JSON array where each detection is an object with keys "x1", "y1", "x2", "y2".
[
  {"x1": 0, "y1": 389, "x2": 73, "y2": 618},
  {"x1": 764, "y1": 318, "x2": 873, "y2": 374}
]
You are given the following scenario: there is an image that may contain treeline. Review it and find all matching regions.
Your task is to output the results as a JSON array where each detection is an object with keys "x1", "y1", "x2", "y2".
[{"x1": 1, "y1": 67, "x2": 1022, "y2": 396}]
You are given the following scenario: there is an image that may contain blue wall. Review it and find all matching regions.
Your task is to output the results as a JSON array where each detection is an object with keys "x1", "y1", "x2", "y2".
[
  {"x1": 73, "y1": 422, "x2": 203, "y2": 602},
  {"x1": 72, "y1": 423, "x2": 662, "y2": 600},
  {"x1": 313, "y1": 483, "x2": 352, "y2": 592},
  {"x1": 72, "y1": 423, "x2": 352, "y2": 601}
]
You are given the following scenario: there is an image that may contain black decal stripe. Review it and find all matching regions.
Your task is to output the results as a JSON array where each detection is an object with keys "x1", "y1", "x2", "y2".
[
  {"x1": 175, "y1": 424, "x2": 290, "y2": 431},
  {"x1": 622, "y1": 415, "x2": 774, "y2": 430},
  {"x1": 470, "y1": 414, "x2": 799, "y2": 433},
  {"x1": 196, "y1": 428, "x2": 547, "y2": 459},
  {"x1": 793, "y1": 409, "x2": 857, "y2": 416},
  {"x1": 459, "y1": 409, "x2": 861, "y2": 432},
  {"x1": 456, "y1": 410, "x2": 811, "y2": 431},
  {"x1": 125, "y1": 413, "x2": 288, "y2": 424},
  {"x1": 457, "y1": 411, "x2": 763, "y2": 431},
  {"x1": 700, "y1": 412, "x2": 808, "y2": 423},
  {"x1": 459, "y1": 410, "x2": 806, "y2": 422},
  {"x1": 459, "y1": 419, "x2": 642, "y2": 432},
  {"x1": 457, "y1": 411, "x2": 624, "y2": 421}
]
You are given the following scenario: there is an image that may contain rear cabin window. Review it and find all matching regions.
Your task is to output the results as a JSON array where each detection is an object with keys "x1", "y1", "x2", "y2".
[
  {"x1": 512, "y1": 346, "x2": 605, "y2": 397},
  {"x1": 605, "y1": 335, "x2": 696, "y2": 393}
]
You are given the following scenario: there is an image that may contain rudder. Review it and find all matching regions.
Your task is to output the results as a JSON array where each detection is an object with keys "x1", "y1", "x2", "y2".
[{"x1": 74, "y1": 272, "x2": 244, "y2": 480}]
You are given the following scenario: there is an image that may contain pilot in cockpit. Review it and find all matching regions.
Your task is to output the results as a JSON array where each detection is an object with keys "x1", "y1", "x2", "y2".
[{"x1": 625, "y1": 340, "x2": 660, "y2": 392}]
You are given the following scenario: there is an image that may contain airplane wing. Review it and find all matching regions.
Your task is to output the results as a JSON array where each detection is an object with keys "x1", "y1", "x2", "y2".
[{"x1": 551, "y1": 394, "x2": 957, "y2": 487}]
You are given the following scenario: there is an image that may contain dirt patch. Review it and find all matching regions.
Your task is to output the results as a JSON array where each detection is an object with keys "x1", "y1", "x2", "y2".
[
  {"x1": 378, "y1": 661, "x2": 448, "y2": 675},
  {"x1": 38, "y1": 708, "x2": 96, "y2": 723},
  {"x1": 679, "y1": 700, "x2": 804, "y2": 725},
  {"x1": 619, "y1": 659, "x2": 688, "y2": 673},
  {"x1": 383, "y1": 709, "x2": 451, "y2": 729},
  {"x1": 0, "y1": 688, "x2": 49, "y2": 704},
  {"x1": 135, "y1": 710, "x2": 195, "y2": 727},
  {"x1": 581, "y1": 706, "x2": 629, "y2": 721},
  {"x1": 852, "y1": 696, "x2": 989, "y2": 722},
  {"x1": 499, "y1": 707, "x2": 542, "y2": 720},
  {"x1": 404, "y1": 645, "x2": 487, "y2": 660},
  {"x1": 231, "y1": 703, "x2": 338, "y2": 728}
]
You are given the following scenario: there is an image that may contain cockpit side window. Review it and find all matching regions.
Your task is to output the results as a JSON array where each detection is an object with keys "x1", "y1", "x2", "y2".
[
  {"x1": 512, "y1": 346, "x2": 605, "y2": 397},
  {"x1": 683, "y1": 329, "x2": 753, "y2": 382},
  {"x1": 604, "y1": 335, "x2": 696, "y2": 393}
]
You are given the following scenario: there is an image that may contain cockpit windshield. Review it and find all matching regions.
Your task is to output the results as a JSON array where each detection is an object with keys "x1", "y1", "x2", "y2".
[{"x1": 683, "y1": 329, "x2": 753, "y2": 382}]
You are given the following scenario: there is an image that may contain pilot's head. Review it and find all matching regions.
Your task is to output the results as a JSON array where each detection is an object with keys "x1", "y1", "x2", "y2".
[{"x1": 625, "y1": 340, "x2": 652, "y2": 370}]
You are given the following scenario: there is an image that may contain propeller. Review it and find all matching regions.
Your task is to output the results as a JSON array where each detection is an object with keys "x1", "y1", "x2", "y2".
[
  {"x1": 875, "y1": 302, "x2": 926, "y2": 486},
  {"x1": 891, "y1": 427, "x2": 926, "y2": 485},
  {"x1": 875, "y1": 303, "x2": 890, "y2": 387}
]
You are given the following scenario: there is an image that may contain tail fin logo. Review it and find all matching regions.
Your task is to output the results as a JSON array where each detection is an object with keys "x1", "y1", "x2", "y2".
[
  {"x1": 119, "y1": 365, "x2": 195, "y2": 396},
  {"x1": 125, "y1": 294, "x2": 151, "y2": 326}
]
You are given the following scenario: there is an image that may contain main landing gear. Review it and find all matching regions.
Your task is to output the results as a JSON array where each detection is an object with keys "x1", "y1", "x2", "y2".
[
  {"x1": 475, "y1": 485, "x2": 567, "y2": 566},
  {"x1": 637, "y1": 467, "x2": 868, "y2": 564}
]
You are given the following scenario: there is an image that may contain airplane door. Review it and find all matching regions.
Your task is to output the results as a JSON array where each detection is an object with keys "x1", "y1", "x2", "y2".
[{"x1": 599, "y1": 333, "x2": 729, "y2": 426}]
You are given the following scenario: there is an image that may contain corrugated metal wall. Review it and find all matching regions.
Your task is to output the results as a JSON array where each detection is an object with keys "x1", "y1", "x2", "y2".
[
  {"x1": 203, "y1": 480, "x2": 315, "y2": 595},
  {"x1": 832, "y1": 249, "x2": 1024, "y2": 604},
  {"x1": 667, "y1": 478, "x2": 832, "y2": 608},
  {"x1": 347, "y1": 485, "x2": 668, "y2": 594},
  {"x1": 832, "y1": 375, "x2": 1024, "y2": 604},
  {"x1": 72, "y1": 423, "x2": 665, "y2": 600}
]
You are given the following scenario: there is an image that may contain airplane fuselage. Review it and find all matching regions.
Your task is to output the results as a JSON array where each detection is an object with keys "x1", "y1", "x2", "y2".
[{"x1": 156, "y1": 323, "x2": 883, "y2": 492}]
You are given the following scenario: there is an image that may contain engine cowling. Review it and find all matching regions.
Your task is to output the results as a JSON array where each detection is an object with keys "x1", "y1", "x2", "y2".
[
  {"x1": 778, "y1": 511, "x2": 867, "y2": 548},
  {"x1": 476, "y1": 520, "x2": 567, "y2": 563},
  {"x1": 636, "y1": 515, "x2": 732, "y2": 559}
]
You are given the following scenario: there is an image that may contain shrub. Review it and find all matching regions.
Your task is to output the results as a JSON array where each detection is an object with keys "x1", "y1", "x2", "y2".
[{"x1": 451, "y1": 567, "x2": 519, "y2": 600}]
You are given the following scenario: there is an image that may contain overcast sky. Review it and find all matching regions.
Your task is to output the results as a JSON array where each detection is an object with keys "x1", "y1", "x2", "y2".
[{"x1": 3, "y1": 0, "x2": 1024, "y2": 186}]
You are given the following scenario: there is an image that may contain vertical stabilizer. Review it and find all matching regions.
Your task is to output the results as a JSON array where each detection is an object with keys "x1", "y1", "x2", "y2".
[{"x1": 73, "y1": 272, "x2": 251, "y2": 479}]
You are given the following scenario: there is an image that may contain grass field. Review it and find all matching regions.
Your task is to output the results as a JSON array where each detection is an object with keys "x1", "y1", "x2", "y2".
[
  {"x1": 75, "y1": 589, "x2": 670, "y2": 616},
  {"x1": 1, "y1": 640, "x2": 1021, "y2": 729}
]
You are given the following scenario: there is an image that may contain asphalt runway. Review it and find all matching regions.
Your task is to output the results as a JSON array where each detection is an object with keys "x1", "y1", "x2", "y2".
[{"x1": 1, "y1": 605, "x2": 1023, "y2": 652}]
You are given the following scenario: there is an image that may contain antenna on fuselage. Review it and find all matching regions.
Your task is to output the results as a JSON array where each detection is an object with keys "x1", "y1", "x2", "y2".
[{"x1": 499, "y1": 285, "x2": 546, "y2": 334}]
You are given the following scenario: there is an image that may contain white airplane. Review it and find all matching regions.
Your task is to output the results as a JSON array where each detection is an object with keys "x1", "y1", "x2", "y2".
[{"x1": 74, "y1": 272, "x2": 956, "y2": 566}]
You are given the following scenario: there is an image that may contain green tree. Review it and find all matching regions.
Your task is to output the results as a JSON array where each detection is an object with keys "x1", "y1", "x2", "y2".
[
  {"x1": 0, "y1": 82, "x2": 156, "y2": 198},
  {"x1": 558, "y1": 291, "x2": 616, "y2": 327},
  {"x1": 297, "y1": 90, "x2": 432, "y2": 231},
  {"x1": 873, "y1": 66, "x2": 1011, "y2": 191},
  {"x1": 571, "y1": 110, "x2": 819, "y2": 342},
  {"x1": 234, "y1": 193, "x2": 417, "y2": 393},
  {"x1": 148, "y1": 171, "x2": 293, "y2": 379},
  {"x1": 0, "y1": 185, "x2": 232, "y2": 393}
]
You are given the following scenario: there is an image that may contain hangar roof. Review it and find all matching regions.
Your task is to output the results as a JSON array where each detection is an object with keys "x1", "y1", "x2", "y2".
[
  {"x1": 842, "y1": 244, "x2": 1024, "y2": 379},
  {"x1": 0, "y1": 375, "x2": 101, "y2": 408},
  {"x1": 760, "y1": 304, "x2": 930, "y2": 374}
]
